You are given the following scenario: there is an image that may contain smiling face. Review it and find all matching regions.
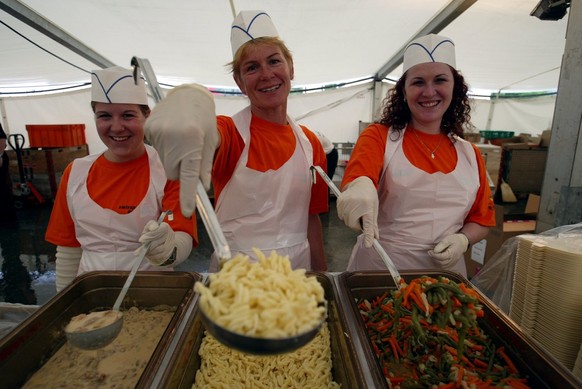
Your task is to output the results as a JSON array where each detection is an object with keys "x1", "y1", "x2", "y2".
[
  {"x1": 403, "y1": 62, "x2": 454, "y2": 134},
  {"x1": 94, "y1": 103, "x2": 148, "y2": 162},
  {"x1": 233, "y1": 41, "x2": 294, "y2": 123}
]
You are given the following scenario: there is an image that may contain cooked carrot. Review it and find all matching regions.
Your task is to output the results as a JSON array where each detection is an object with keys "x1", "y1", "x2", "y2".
[
  {"x1": 473, "y1": 358, "x2": 489, "y2": 369},
  {"x1": 497, "y1": 346, "x2": 518, "y2": 375},
  {"x1": 502, "y1": 377, "x2": 531, "y2": 389},
  {"x1": 456, "y1": 365, "x2": 464, "y2": 386},
  {"x1": 387, "y1": 336, "x2": 400, "y2": 362}
]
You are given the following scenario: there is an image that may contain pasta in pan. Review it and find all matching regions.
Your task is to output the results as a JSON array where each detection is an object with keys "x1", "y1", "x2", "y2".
[
  {"x1": 194, "y1": 249, "x2": 326, "y2": 338},
  {"x1": 192, "y1": 324, "x2": 340, "y2": 388}
]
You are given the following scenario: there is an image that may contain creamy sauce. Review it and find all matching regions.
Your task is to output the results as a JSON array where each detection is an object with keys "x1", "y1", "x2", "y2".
[
  {"x1": 23, "y1": 307, "x2": 174, "y2": 389},
  {"x1": 65, "y1": 310, "x2": 122, "y2": 333}
]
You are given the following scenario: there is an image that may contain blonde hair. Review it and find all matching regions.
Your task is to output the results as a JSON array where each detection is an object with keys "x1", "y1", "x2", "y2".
[
  {"x1": 229, "y1": 36, "x2": 293, "y2": 79},
  {"x1": 91, "y1": 102, "x2": 150, "y2": 117}
]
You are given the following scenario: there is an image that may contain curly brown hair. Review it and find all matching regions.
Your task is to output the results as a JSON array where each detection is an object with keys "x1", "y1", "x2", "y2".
[{"x1": 378, "y1": 66, "x2": 472, "y2": 138}]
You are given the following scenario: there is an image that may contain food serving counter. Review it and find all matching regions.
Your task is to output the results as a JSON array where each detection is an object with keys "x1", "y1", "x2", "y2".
[{"x1": 1, "y1": 270, "x2": 581, "y2": 388}]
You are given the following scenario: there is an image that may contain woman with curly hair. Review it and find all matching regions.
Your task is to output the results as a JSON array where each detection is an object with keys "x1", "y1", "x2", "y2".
[{"x1": 337, "y1": 34, "x2": 495, "y2": 276}]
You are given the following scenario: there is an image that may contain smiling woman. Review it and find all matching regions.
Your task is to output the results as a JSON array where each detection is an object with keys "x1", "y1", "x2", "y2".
[
  {"x1": 44, "y1": 66, "x2": 196, "y2": 293},
  {"x1": 144, "y1": 10, "x2": 330, "y2": 273},
  {"x1": 337, "y1": 34, "x2": 496, "y2": 277}
]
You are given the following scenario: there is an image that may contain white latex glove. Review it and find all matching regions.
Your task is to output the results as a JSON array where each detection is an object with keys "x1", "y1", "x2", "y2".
[
  {"x1": 55, "y1": 246, "x2": 82, "y2": 292},
  {"x1": 337, "y1": 176, "x2": 379, "y2": 248},
  {"x1": 138, "y1": 221, "x2": 176, "y2": 266},
  {"x1": 145, "y1": 84, "x2": 218, "y2": 218},
  {"x1": 428, "y1": 233, "x2": 469, "y2": 269}
]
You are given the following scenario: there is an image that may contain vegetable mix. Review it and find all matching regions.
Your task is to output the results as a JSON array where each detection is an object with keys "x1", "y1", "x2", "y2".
[{"x1": 358, "y1": 276, "x2": 530, "y2": 388}]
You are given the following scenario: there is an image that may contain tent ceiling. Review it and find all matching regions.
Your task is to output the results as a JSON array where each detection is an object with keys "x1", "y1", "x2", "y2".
[{"x1": 0, "y1": 0, "x2": 569, "y2": 95}]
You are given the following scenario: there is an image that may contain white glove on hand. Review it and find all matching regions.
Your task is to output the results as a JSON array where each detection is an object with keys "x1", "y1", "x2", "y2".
[
  {"x1": 337, "y1": 176, "x2": 379, "y2": 248},
  {"x1": 138, "y1": 221, "x2": 176, "y2": 266},
  {"x1": 145, "y1": 84, "x2": 218, "y2": 218},
  {"x1": 428, "y1": 233, "x2": 469, "y2": 269}
]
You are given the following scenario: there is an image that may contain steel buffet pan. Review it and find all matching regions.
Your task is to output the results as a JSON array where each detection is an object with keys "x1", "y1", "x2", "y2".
[
  {"x1": 151, "y1": 272, "x2": 369, "y2": 389},
  {"x1": 335, "y1": 270, "x2": 582, "y2": 389},
  {"x1": 0, "y1": 271, "x2": 201, "y2": 389}
]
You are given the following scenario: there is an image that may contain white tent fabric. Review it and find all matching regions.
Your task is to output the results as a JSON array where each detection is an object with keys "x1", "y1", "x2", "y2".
[
  {"x1": 0, "y1": 0, "x2": 568, "y2": 92},
  {"x1": 0, "y1": 0, "x2": 569, "y2": 149}
]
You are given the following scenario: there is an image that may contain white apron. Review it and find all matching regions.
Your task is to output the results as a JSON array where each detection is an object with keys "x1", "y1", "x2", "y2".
[
  {"x1": 347, "y1": 128, "x2": 479, "y2": 277},
  {"x1": 209, "y1": 107, "x2": 313, "y2": 271},
  {"x1": 67, "y1": 145, "x2": 169, "y2": 274}
]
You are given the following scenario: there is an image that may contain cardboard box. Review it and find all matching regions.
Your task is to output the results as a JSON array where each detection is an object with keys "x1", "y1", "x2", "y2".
[
  {"x1": 502, "y1": 147, "x2": 548, "y2": 197},
  {"x1": 475, "y1": 143, "x2": 502, "y2": 188},
  {"x1": 524, "y1": 194, "x2": 540, "y2": 215},
  {"x1": 465, "y1": 204, "x2": 536, "y2": 278},
  {"x1": 539, "y1": 130, "x2": 551, "y2": 147},
  {"x1": 464, "y1": 132, "x2": 481, "y2": 143}
]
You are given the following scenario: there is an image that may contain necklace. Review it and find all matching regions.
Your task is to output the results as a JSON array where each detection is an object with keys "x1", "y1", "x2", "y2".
[{"x1": 412, "y1": 129, "x2": 443, "y2": 159}]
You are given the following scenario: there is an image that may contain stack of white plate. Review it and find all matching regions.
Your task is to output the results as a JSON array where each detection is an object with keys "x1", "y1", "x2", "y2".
[
  {"x1": 509, "y1": 233, "x2": 582, "y2": 371},
  {"x1": 573, "y1": 343, "x2": 582, "y2": 380},
  {"x1": 509, "y1": 235, "x2": 537, "y2": 325}
]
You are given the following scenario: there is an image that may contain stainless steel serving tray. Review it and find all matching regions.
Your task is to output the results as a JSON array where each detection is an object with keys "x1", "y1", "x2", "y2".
[
  {"x1": 151, "y1": 272, "x2": 368, "y2": 389},
  {"x1": 336, "y1": 270, "x2": 582, "y2": 389},
  {"x1": 0, "y1": 271, "x2": 201, "y2": 388}
]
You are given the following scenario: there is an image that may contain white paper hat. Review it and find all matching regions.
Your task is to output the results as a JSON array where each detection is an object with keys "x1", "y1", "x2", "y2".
[
  {"x1": 402, "y1": 34, "x2": 456, "y2": 73},
  {"x1": 91, "y1": 66, "x2": 148, "y2": 105},
  {"x1": 231, "y1": 10, "x2": 279, "y2": 56}
]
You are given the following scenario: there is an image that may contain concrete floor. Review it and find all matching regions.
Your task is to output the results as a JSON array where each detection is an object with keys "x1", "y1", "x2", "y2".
[{"x1": 0, "y1": 196, "x2": 358, "y2": 307}]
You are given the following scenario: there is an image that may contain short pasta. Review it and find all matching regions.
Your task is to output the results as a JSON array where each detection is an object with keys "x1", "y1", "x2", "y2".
[
  {"x1": 194, "y1": 249, "x2": 326, "y2": 338},
  {"x1": 192, "y1": 324, "x2": 340, "y2": 388}
]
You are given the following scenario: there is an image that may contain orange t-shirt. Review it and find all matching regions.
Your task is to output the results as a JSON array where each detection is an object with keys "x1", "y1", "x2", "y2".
[
  {"x1": 341, "y1": 123, "x2": 495, "y2": 227},
  {"x1": 45, "y1": 152, "x2": 196, "y2": 247},
  {"x1": 213, "y1": 114, "x2": 328, "y2": 215}
]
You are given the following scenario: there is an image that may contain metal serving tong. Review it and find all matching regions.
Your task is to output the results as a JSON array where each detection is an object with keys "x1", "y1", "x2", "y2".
[
  {"x1": 195, "y1": 184, "x2": 231, "y2": 263},
  {"x1": 310, "y1": 166, "x2": 403, "y2": 289}
]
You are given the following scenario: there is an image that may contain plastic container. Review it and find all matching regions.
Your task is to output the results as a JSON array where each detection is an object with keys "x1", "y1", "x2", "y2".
[
  {"x1": 26, "y1": 124, "x2": 86, "y2": 148},
  {"x1": 479, "y1": 130, "x2": 515, "y2": 140}
]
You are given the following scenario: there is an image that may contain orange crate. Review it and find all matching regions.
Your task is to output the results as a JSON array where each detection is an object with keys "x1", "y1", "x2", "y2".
[{"x1": 26, "y1": 124, "x2": 86, "y2": 148}]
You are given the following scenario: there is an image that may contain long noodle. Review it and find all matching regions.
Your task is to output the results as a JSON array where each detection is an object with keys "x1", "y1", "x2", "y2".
[{"x1": 192, "y1": 324, "x2": 340, "y2": 388}]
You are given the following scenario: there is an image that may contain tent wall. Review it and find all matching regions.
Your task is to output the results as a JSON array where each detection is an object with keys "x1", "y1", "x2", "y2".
[
  {"x1": 470, "y1": 95, "x2": 556, "y2": 136},
  {"x1": 1, "y1": 84, "x2": 556, "y2": 156}
]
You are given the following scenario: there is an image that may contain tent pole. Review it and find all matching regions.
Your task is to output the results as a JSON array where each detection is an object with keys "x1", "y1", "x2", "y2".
[
  {"x1": 371, "y1": 80, "x2": 384, "y2": 122},
  {"x1": 485, "y1": 92, "x2": 500, "y2": 131},
  {"x1": 374, "y1": 0, "x2": 477, "y2": 81},
  {"x1": 0, "y1": 0, "x2": 115, "y2": 69},
  {"x1": 229, "y1": 0, "x2": 237, "y2": 18},
  {"x1": 537, "y1": 0, "x2": 582, "y2": 230}
]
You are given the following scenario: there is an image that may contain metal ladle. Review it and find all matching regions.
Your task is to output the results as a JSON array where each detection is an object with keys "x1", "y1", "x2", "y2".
[
  {"x1": 64, "y1": 211, "x2": 170, "y2": 350},
  {"x1": 194, "y1": 183, "x2": 327, "y2": 354},
  {"x1": 311, "y1": 166, "x2": 403, "y2": 289}
]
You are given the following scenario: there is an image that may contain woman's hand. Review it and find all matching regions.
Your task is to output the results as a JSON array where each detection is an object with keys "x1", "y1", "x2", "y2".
[
  {"x1": 337, "y1": 176, "x2": 379, "y2": 248},
  {"x1": 428, "y1": 233, "x2": 469, "y2": 268},
  {"x1": 145, "y1": 84, "x2": 218, "y2": 218}
]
